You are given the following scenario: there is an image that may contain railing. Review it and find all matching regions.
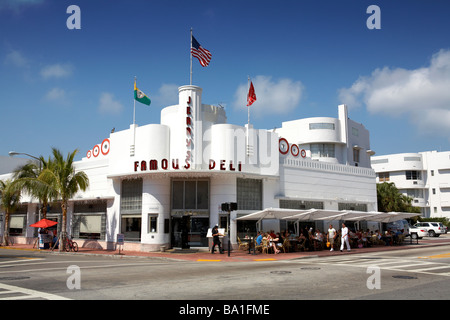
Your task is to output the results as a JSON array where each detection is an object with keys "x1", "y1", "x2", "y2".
[{"x1": 282, "y1": 158, "x2": 376, "y2": 177}]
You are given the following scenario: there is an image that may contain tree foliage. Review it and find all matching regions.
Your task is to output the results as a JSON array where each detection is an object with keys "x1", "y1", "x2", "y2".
[{"x1": 377, "y1": 182, "x2": 421, "y2": 214}]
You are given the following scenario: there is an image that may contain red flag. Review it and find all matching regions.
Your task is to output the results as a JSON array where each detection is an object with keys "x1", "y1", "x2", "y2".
[{"x1": 247, "y1": 81, "x2": 256, "y2": 106}]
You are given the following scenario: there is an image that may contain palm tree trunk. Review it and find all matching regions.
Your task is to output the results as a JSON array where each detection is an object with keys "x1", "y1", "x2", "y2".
[
  {"x1": 2, "y1": 211, "x2": 10, "y2": 246},
  {"x1": 59, "y1": 202, "x2": 67, "y2": 252}
]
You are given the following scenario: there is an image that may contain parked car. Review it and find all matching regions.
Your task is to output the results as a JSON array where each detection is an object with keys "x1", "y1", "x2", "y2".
[
  {"x1": 409, "y1": 225, "x2": 428, "y2": 240},
  {"x1": 413, "y1": 222, "x2": 445, "y2": 237}
]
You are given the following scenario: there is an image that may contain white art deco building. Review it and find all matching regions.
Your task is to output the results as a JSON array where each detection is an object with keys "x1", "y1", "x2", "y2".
[
  {"x1": 371, "y1": 150, "x2": 450, "y2": 218},
  {"x1": 1, "y1": 85, "x2": 378, "y2": 251}
]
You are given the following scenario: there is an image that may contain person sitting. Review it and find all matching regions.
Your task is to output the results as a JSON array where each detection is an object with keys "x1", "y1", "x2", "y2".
[
  {"x1": 256, "y1": 231, "x2": 263, "y2": 246},
  {"x1": 382, "y1": 229, "x2": 392, "y2": 246},
  {"x1": 266, "y1": 233, "x2": 280, "y2": 254},
  {"x1": 276, "y1": 232, "x2": 284, "y2": 250}
]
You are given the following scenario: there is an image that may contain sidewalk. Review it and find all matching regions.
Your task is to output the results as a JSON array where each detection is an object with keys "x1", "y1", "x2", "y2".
[{"x1": 3, "y1": 237, "x2": 450, "y2": 262}]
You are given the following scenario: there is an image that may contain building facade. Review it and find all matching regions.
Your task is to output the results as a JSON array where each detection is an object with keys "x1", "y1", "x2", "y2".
[
  {"x1": 1, "y1": 85, "x2": 377, "y2": 251},
  {"x1": 371, "y1": 151, "x2": 450, "y2": 218}
]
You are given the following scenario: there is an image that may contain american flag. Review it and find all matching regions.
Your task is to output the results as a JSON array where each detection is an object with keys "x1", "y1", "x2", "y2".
[{"x1": 191, "y1": 35, "x2": 212, "y2": 67}]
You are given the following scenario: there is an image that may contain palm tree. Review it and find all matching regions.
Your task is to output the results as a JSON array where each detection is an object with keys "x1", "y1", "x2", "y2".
[
  {"x1": 40, "y1": 148, "x2": 89, "y2": 251},
  {"x1": 12, "y1": 157, "x2": 51, "y2": 219},
  {"x1": 377, "y1": 182, "x2": 421, "y2": 213},
  {"x1": 0, "y1": 179, "x2": 21, "y2": 246}
]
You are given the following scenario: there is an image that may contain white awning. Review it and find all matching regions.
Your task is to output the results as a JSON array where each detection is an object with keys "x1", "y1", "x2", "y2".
[
  {"x1": 235, "y1": 208, "x2": 420, "y2": 223},
  {"x1": 235, "y1": 208, "x2": 311, "y2": 223}
]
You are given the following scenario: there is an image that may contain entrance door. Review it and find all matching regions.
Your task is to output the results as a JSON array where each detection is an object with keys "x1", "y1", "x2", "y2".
[
  {"x1": 189, "y1": 217, "x2": 209, "y2": 247},
  {"x1": 171, "y1": 216, "x2": 209, "y2": 248},
  {"x1": 171, "y1": 216, "x2": 190, "y2": 249}
]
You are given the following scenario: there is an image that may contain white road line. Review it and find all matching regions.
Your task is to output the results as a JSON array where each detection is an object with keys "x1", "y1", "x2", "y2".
[
  {"x1": 393, "y1": 265, "x2": 450, "y2": 273},
  {"x1": 0, "y1": 261, "x2": 174, "y2": 274},
  {"x1": 284, "y1": 256, "x2": 450, "y2": 277},
  {"x1": 0, "y1": 283, "x2": 71, "y2": 300}
]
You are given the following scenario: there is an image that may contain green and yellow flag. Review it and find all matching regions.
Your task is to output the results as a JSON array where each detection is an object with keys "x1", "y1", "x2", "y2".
[{"x1": 134, "y1": 80, "x2": 151, "y2": 106}]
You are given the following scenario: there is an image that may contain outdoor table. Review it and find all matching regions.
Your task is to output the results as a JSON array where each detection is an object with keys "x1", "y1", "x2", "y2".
[
  {"x1": 242, "y1": 237, "x2": 257, "y2": 255},
  {"x1": 288, "y1": 239, "x2": 299, "y2": 252}
]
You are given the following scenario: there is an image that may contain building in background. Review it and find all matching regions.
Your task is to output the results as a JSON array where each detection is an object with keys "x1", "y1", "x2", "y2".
[
  {"x1": 1, "y1": 85, "x2": 377, "y2": 251},
  {"x1": 371, "y1": 151, "x2": 450, "y2": 218}
]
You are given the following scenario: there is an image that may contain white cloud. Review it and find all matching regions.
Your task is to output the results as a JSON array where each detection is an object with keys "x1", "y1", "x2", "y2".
[
  {"x1": 0, "y1": 0, "x2": 44, "y2": 12},
  {"x1": 41, "y1": 63, "x2": 73, "y2": 79},
  {"x1": 45, "y1": 87, "x2": 66, "y2": 101},
  {"x1": 338, "y1": 49, "x2": 450, "y2": 136},
  {"x1": 153, "y1": 83, "x2": 179, "y2": 107},
  {"x1": 233, "y1": 75, "x2": 304, "y2": 117},
  {"x1": 98, "y1": 92, "x2": 123, "y2": 115},
  {"x1": 4, "y1": 49, "x2": 29, "y2": 68}
]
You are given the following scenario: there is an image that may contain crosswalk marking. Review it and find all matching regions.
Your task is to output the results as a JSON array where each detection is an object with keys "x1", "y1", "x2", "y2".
[
  {"x1": 0, "y1": 283, "x2": 71, "y2": 300},
  {"x1": 283, "y1": 255, "x2": 450, "y2": 277}
]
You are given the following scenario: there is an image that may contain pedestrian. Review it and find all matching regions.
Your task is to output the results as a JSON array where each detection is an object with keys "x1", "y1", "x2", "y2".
[
  {"x1": 340, "y1": 223, "x2": 351, "y2": 252},
  {"x1": 327, "y1": 224, "x2": 336, "y2": 251},
  {"x1": 211, "y1": 225, "x2": 224, "y2": 254}
]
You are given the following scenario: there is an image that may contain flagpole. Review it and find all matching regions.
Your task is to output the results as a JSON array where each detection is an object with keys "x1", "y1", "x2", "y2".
[
  {"x1": 246, "y1": 76, "x2": 250, "y2": 157},
  {"x1": 190, "y1": 28, "x2": 193, "y2": 85},
  {"x1": 133, "y1": 76, "x2": 137, "y2": 125},
  {"x1": 247, "y1": 76, "x2": 250, "y2": 127}
]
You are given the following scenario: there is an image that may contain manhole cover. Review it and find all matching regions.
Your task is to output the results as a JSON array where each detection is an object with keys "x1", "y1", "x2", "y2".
[
  {"x1": 301, "y1": 267, "x2": 321, "y2": 270},
  {"x1": 0, "y1": 276, "x2": 30, "y2": 281},
  {"x1": 392, "y1": 275, "x2": 417, "y2": 279},
  {"x1": 270, "y1": 271, "x2": 292, "y2": 274}
]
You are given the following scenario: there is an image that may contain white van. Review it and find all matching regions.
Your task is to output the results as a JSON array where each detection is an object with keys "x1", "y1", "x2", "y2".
[{"x1": 385, "y1": 219, "x2": 410, "y2": 236}]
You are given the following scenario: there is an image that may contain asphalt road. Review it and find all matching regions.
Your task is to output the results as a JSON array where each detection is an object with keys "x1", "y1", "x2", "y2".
[{"x1": 1, "y1": 244, "x2": 450, "y2": 304}]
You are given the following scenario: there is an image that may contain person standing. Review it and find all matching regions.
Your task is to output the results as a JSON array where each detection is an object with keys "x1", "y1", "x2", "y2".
[
  {"x1": 327, "y1": 224, "x2": 336, "y2": 251},
  {"x1": 340, "y1": 223, "x2": 351, "y2": 252},
  {"x1": 211, "y1": 225, "x2": 224, "y2": 254}
]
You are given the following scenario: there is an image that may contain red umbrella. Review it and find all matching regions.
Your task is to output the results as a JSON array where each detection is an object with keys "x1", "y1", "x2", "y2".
[{"x1": 30, "y1": 219, "x2": 58, "y2": 228}]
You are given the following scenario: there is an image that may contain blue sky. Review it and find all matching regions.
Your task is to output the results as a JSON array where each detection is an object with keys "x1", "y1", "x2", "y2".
[{"x1": 1, "y1": 0, "x2": 450, "y2": 161}]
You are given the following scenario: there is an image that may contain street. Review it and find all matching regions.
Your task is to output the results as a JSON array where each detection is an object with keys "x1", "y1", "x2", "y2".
[{"x1": 1, "y1": 242, "x2": 450, "y2": 304}]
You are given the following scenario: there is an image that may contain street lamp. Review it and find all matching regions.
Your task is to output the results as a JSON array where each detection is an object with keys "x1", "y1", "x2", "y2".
[
  {"x1": 8, "y1": 151, "x2": 41, "y2": 162},
  {"x1": 9, "y1": 151, "x2": 43, "y2": 220}
]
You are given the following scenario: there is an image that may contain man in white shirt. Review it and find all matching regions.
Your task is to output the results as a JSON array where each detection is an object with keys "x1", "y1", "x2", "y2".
[
  {"x1": 327, "y1": 224, "x2": 336, "y2": 251},
  {"x1": 340, "y1": 223, "x2": 351, "y2": 252}
]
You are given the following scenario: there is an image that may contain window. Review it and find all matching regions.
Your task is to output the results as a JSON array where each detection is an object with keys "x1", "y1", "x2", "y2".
[
  {"x1": 310, "y1": 143, "x2": 335, "y2": 158},
  {"x1": 371, "y1": 158, "x2": 388, "y2": 164},
  {"x1": 338, "y1": 203, "x2": 368, "y2": 212},
  {"x1": 405, "y1": 171, "x2": 421, "y2": 180},
  {"x1": 171, "y1": 180, "x2": 209, "y2": 210},
  {"x1": 148, "y1": 214, "x2": 158, "y2": 233},
  {"x1": 121, "y1": 179, "x2": 143, "y2": 241},
  {"x1": 121, "y1": 216, "x2": 141, "y2": 241},
  {"x1": 237, "y1": 178, "x2": 262, "y2": 210},
  {"x1": 73, "y1": 202, "x2": 106, "y2": 240},
  {"x1": 121, "y1": 179, "x2": 143, "y2": 214},
  {"x1": 9, "y1": 215, "x2": 26, "y2": 236},
  {"x1": 404, "y1": 156, "x2": 421, "y2": 162},
  {"x1": 279, "y1": 200, "x2": 324, "y2": 210},
  {"x1": 309, "y1": 123, "x2": 335, "y2": 130},
  {"x1": 353, "y1": 148, "x2": 360, "y2": 163},
  {"x1": 378, "y1": 172, "x2": 390, "y2": 182}
]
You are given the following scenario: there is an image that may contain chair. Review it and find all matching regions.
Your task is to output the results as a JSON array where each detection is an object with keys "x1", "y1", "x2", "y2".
[
  {"x1": 261, "y1": 239, "x2": 273, "y2": 254},
  {"x1": 282, "y1": 239, "x2": 291, "y2": 253},
  {"x1": 254, "y1": 239, "x2": 263, "y2": 253},
  {"x1": 237, "y1": 237, "x2": 249, "y2": 251},
  {"x1": 296, "y1": 238, "x2": 306, "y2": 251}
]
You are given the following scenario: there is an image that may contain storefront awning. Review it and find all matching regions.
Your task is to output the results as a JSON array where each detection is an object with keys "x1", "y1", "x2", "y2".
[
  {"x1": 235, "y1": 208, "x2": 311, "y2": 223},
  {"x1": 235, "y1": 208, "x2": 420, "y2": 223}
]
